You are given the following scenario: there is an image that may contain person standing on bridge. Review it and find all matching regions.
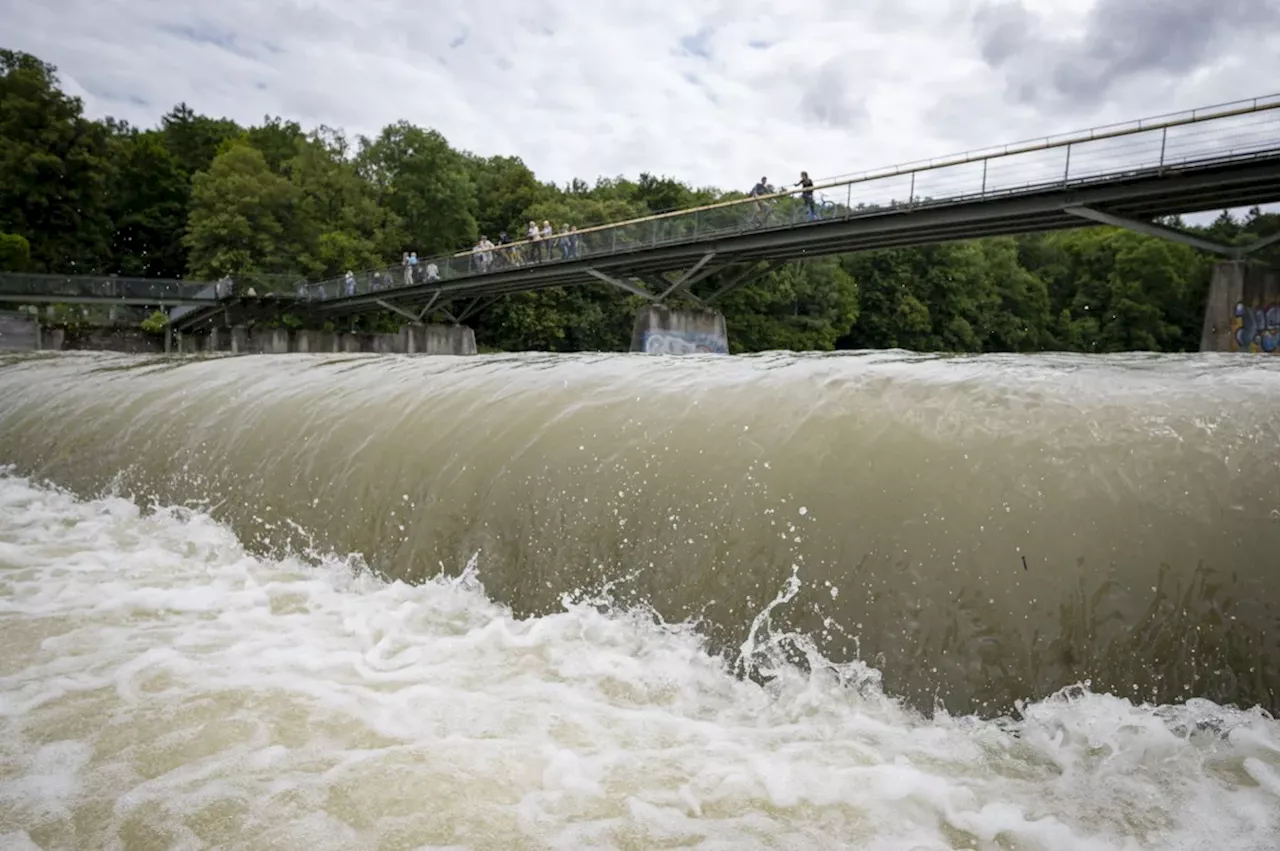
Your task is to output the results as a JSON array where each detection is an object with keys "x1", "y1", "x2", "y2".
[
  {"x1": 527, "y1": 220, "x2": 541, "y2": 262},
  {"x1": 795, "y1": 171, "x2": 816, "y2": 220},
  {"x1": 540, "y1": 221, "x2": 554, "y2": 260},
  {"x1": 749, "y1": 176, "x2": 771, "y2": 226}
]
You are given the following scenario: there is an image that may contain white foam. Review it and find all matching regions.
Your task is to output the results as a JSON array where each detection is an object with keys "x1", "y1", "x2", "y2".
[{"x1": 0, "y1": 472, "x2": 1277, "y2": 849}]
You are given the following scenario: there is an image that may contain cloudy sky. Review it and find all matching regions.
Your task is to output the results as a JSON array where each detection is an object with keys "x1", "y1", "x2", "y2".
[{"x1": 4, "y1": 0, "x2": 1279, "y2": 199}]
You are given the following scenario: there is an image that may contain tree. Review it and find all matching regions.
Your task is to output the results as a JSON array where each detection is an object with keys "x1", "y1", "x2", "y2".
[
  {"x1": 721, "y1": 259, "x2": 859, "y2": 352},
  {"x1": 184, "y1": 142, "x2": 302, "y2": 279},
  {"x1": 246, "y1": 116, "x2": 305, "y2": 174},
  {"x1": 105, "y1": 127, "x2": 189, "y2": 278},
  {"x1": 356, "y1": 123, "x2": 477, "y2": 255},
  {"x1": 465, "y1": 154, "x2": 549, "y2": 238},
  {"x1": 0, "y1": 232, "x2": 30, "y2": 271},
  {"x1": 287, "y1": 129, "x2": 395, "y2": 278},
  {"x1": 160, "y1": 103, "x2": 241, "y2": 178},
  {"x1": 0, "y1": 50, "x2": 114, "y2": 272}
]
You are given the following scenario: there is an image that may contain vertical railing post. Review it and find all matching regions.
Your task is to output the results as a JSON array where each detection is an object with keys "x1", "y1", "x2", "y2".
[
  {"x1": 981, "y1": 158, "x2": 988, "y2": 197},
  {"x1": 611, "y1": 229, "x2": 617, "y2": 254},
  {"x1": 908, "y1": 172, "x2": 915, "y2": 207},
  {"x1": 1063, "y1": 143, "x2": 1072, "y2": 186},
  {"x1": 1158, "y1": 126, "x2": 1168, "y2": 171},
  {"x1": 845, "y1": 183, "x2": 852, "y2": 217}
]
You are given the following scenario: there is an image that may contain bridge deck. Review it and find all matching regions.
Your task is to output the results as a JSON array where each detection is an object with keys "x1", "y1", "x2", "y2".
[{"x1": 306, "y1": 95, "x2": 1280, "y2": 316}]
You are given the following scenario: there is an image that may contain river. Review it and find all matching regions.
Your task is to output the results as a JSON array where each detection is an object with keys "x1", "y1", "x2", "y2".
[{"x1": 1, "y1": 350, "x2": 1278, "y2": 849}]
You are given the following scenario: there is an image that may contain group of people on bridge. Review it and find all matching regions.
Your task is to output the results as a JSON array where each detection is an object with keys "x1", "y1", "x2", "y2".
[
  {"x1": 469, "y1": 221, "x2": 582, "y2": 274},
  {"x1": 750, "y1": 171, "x2": 818, "y2": 224},
  {"x1": 295, "y1": 171, "x2": 826, "y2": 301}
]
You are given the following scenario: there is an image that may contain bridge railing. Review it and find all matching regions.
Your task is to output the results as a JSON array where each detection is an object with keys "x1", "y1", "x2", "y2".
[
  {"x1": 0, "y1": 272, "x2": 221, "y2": 304},
  {"x1": 303, "y1": 95, "x2": 1280, "y2": 303}
]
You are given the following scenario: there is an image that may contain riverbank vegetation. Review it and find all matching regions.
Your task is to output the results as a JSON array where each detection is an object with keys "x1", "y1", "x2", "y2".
[{"x1": 2, "y1": 49, "x2": 1276, "y2": 353}]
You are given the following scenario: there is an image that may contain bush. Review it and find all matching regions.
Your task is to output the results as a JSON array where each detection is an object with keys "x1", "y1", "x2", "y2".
[{"x1": 140, "y1": 310, "x2": 168, "y2": 334}]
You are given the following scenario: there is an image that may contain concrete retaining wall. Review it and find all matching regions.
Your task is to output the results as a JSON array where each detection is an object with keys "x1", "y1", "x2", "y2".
[
  {"x1": 0, "y1": 312, "x2": 38, "y2": 350},
  {"x1": 630, "y1": 305, "x2": 729, "y2": 354},
  {"x1": 171, "y1": 325, "x2": 478, "y2": 355},
  {"x1": 5, "y1": 320, "x2": 464, "y2": 357},
  {"x1": 64, "y1": 328, "x2": 164, "y2": 353},
  {"x1": 1201, "y1": 261, "x2": 1280, "y2": 353}
]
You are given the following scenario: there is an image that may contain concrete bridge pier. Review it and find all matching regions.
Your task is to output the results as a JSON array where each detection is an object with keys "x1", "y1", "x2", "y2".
[
  {"x1": 1202, "y1": 261, "x2": 1280, "y2": 353},
  {"x1": 630, "y1": 305, "x2": 729, "y2": 355},
  {"x1": 413, "y1": 324, "x2": 477, "y2": 355}
]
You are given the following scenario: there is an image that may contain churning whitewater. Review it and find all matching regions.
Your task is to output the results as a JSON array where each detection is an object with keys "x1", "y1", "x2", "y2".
[
  {"x1": 1, "y1": 349, "x2": 1280, "y2": 848},
  {"x1": 1, "y1": 471, "x2": 1278, "y2": 850}
]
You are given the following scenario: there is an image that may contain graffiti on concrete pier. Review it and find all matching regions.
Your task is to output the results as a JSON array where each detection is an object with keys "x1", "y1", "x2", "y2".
[{"x1": 1232, "y1": 302, "x2": 1280, "y2": 353}]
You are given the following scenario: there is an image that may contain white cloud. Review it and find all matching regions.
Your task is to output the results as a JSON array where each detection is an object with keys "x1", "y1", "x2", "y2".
[{"x1": 3, "y1": 0, "x2": 1278, "y2": 215}]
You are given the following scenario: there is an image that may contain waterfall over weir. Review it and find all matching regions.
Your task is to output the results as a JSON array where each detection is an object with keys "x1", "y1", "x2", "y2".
[
  {"x1": 3, "y1": 349, "x2": 1277, "y2": 715},
  {"x1": 1, "y1": 350, "x2": 1279, "y2": 849}
]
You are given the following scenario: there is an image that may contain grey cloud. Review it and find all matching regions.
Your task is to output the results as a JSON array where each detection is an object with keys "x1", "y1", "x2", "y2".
[
  {"x1": 972, "y1": 1, "x2": 1032, "y2": 66},
  {"x1": 799, "y1": 61, "x2": 867, "y2": 130},
  {"x1": 974, "y1": 0, "x2": 1280, "y2": 108}
]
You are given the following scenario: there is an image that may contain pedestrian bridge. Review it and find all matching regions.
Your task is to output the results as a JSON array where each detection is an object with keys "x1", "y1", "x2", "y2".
[{"x1": 302, "y1": 94, "x2": 1280, "y2": 325}]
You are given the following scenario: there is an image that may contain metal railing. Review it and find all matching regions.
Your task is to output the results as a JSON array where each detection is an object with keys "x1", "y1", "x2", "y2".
[
  {"x1": 0, "y1": 272, "x2": 223, "y2": 303},
  {"x1": 299, "y1": 94, "x2": 1280, "y2": 303}
]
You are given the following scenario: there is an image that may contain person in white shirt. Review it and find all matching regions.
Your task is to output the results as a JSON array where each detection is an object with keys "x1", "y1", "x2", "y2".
[{"x1": 527, "y1": 220, "x2": 541, "y2": 261}]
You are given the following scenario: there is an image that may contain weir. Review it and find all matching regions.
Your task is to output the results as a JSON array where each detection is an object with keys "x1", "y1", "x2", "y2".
[{"x1": 1, "y1": 351, "x2": 1277, "y2": 718}]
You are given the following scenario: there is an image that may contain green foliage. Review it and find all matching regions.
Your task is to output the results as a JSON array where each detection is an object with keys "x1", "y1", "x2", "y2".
[
  {"x1": 357, "y1": 122, "x2": 477, "y2": 255},
  {"x1": 3, "y1": 46, "x2": 1276, "y2": 354},
  {"x1": 105, "y1": 128, "x2": 189, "y2": 278},
  {"x1": 140, "y1": 310, "x2": 168, "y2": 334},
  {"x1": 720, "y1": 259, "x2": 859, "y2": 352},
  {"x1": 0, "y1": 231, "x2": 30, "y2": 271},
  {"x1": 184, "y1": 143, "x2": 302, "y2": 279},
  {"x1": 0, "y1": 50, "x2": 113, "y2": 273}
]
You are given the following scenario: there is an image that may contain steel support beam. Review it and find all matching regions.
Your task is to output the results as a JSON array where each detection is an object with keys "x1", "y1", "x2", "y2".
[
  {"x1": 456, "y1": 295, "x2": 501, "y2": 322},
  {"x1": 585, "y1": 268, "x2": 658, "y2": 300},
  {"x1": 376, "y1": 298, "x2": 425, "y2": 324},
  {"x1": 640, "y1": 274, "x2": 707, "y2": 307},
  {"x1": 416, "y1": 292, "x2": 441, "y2": 321},
  {"x1": 656, "y1": 251, "x2": 717, "y2": 302},
  {"x1": 1241, "y1": 230, "x2": 1280, "y2": 255},
  {"x1": 705, "y1": 262, "x2": 776, "y2": 304},
  {"x1": 1065, "y1": 206, "x2": 1247, "y2": 258}
]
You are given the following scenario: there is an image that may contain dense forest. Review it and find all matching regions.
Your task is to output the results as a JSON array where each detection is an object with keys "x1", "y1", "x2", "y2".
[{"x1": 2, "y1": 48, "x2": 1276, "y2": 353}]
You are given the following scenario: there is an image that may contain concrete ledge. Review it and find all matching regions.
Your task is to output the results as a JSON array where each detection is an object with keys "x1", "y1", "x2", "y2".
[{"x1": 630, "y1": 305, "x2": 729, "y2": 354}]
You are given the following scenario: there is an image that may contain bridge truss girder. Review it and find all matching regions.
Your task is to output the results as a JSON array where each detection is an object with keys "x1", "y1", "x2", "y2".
[{"x1": 1065, "y1": 206, "x2": 1280, "y2": 260}]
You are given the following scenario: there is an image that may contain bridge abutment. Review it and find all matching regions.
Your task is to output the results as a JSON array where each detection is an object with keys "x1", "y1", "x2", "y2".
[
  {"x1": 1202, "y1": 261, "x2": 1280, "y2": 353},
  {"x1": 630, "y1": 305, "x2": 729, "y2": 354}
]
